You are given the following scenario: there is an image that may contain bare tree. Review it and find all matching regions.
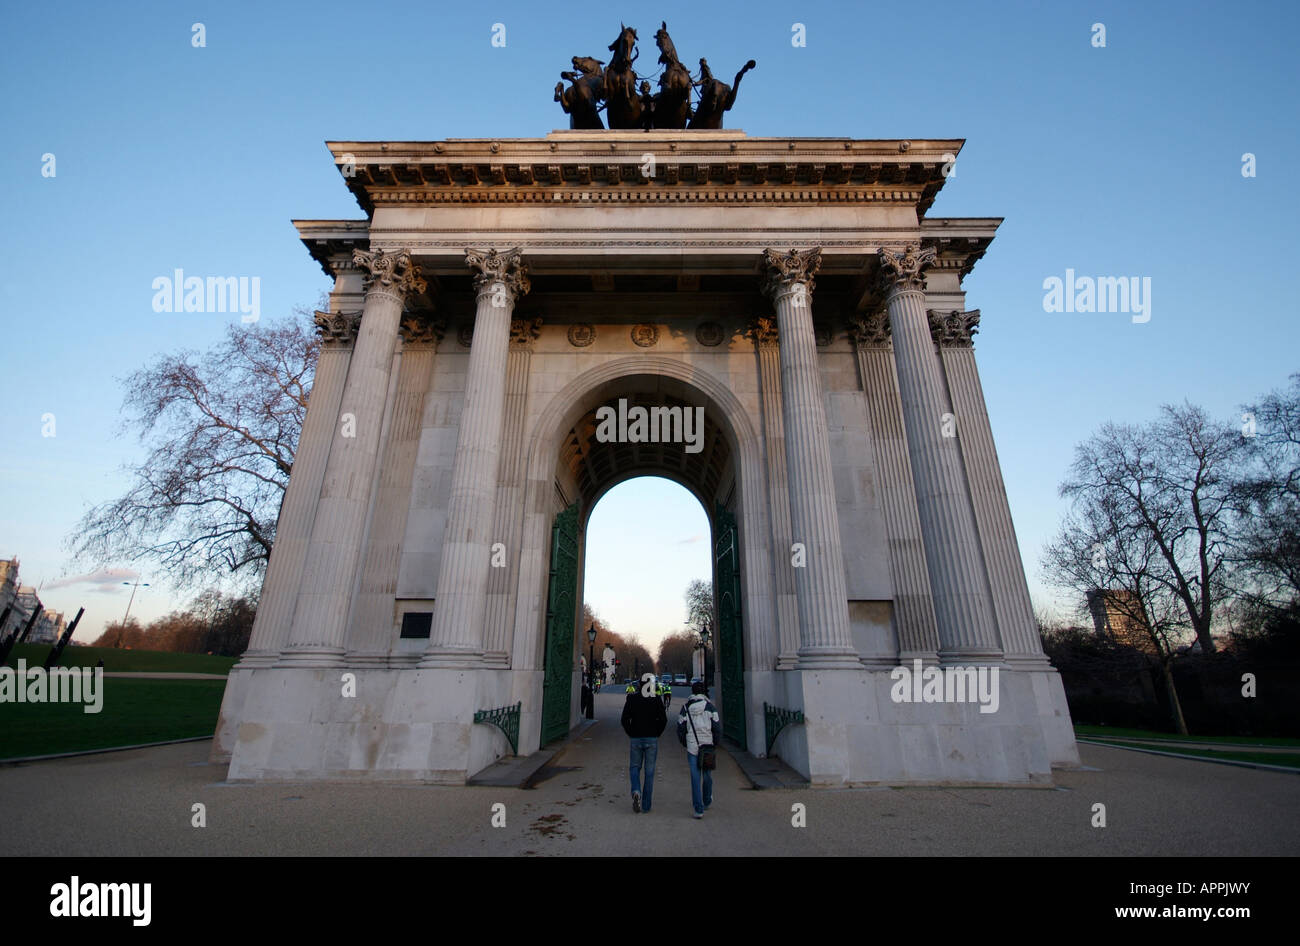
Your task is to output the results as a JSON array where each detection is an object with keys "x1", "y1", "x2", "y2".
[
  {"x1": 656, "y1": 630, "x2": 696, "y2": 676},
  {"x1": 1236, "y1": 374, "x2": 1300, "y2": 607},
  {"x1": 1042, "y1": 498, "x2": 1195, "y2": 733},
  {"x1": 67, "y1": 311, "x2": 318, "y2": 591},
  {"x1": 1053, "y1": 403, "x2": 1245, "y2": 656}
]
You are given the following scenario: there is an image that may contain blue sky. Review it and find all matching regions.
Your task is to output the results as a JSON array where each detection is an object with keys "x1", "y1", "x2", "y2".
[{"x1": 1, "y1": 0, "x2": 1296, "y2": 647}]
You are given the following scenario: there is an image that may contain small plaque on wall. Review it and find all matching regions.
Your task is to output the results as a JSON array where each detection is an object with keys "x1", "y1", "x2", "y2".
[{"x1": 399, "y1": 612, "x2": 432, "y2": 639}]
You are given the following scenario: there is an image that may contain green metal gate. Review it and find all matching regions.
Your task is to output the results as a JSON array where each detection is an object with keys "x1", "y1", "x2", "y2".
[
  {"x1": 541, "y1": 501, "x2": 579, "y2": 745},
  {"x1": 714, "y1": 502, "x2": 747, "y2": 749}
]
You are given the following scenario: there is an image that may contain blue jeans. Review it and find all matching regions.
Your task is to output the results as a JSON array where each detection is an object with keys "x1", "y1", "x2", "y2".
[
  {"x1": 629, "y1": 737, "x2": 658, "y2": 811},
  {"x1": 687, "y1": 750, "x2": 713, "y2": 814}
]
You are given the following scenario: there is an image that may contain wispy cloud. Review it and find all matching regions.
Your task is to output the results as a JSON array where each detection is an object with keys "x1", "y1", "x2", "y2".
[
  {"x1": 44, "y1": 568, "x2": 140, "y2": 591},
  {"x1": 675, "y1": 534, "x2": 704, "y2": 545}
]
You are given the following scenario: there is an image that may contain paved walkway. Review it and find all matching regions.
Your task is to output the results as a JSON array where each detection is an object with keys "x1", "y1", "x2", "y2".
[{"x1": 2, "y1": 690, "x2": 1298, "y2": 856}]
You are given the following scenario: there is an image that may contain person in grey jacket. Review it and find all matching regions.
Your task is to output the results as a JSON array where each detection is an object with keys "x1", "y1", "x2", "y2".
[{"x1": 676, "y1": 681, "x2": 720, "y2": 818}]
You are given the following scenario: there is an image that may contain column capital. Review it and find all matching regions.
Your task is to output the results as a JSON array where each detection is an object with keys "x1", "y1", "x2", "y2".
[
  {"x1": 928, "y1": 308, "x2": 981, "y2": 347},
  {"x1": 510, "y1": 314, "x2": 544, "y2": 349},
  {"x1": 313, "y1": 309, "x2": 360, "y2": 346},
  {"x1": 848, "y1": 310, "x2": 891, "y2": 349},
  {"x1": 760, "y1": 247, "x2": 821, "y2": 303},
  {"x1": 465, "y1": 247, "x2": 531, "y2": 303},
  {"x1": 353, "y1": 248, "x2": 426, "y2": 299},
  {"x1": 399, "y1": 313, "x2": 447, "y2": 348},
  {"x1": 877, "y1": 243, "x2": 936, "y2": 294},
  {"x1": 748, "y1": 314, "x2": 780, "y2": 348}
]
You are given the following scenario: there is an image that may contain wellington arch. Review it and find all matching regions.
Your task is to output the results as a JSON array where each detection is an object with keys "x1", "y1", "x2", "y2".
[{"x1": 211, "y1": 127, "x2": 1081, "y2": 786}]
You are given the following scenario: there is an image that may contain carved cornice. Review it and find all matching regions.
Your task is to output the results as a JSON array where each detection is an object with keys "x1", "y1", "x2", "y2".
[
  {"x1": 353, "y1": 247, "x2": 427, "y2": 299},
  {"x1": 760, "y1": 247, "x2": 821, "y2": 302},
  {"x1": 510, "y1": 315, "x2": 544, "y2": 348},
  {"x1": 465, "y1": 247, "x2": 530, "y2": 302},
  {"x1": 928, "y1": 308, "x2": 980, "y2": 347},
  {"x1": 848, "y1": 311, "x2": 891, "y2": 349},
  {"x1": 877, "y1": 243, "x2": 936, "y2": 294},
  {"x1": 314, "y1": 310, "x2": 361, "y2": 346},
  {"x1": 399, "y1": 313, "x2": 447, "y2": 347},
  {"x1": 329, "y1": 136, "x2": 964, "y2": 217},
  {"x1": 748, "y1": 314, "x2": 779, "y2": 348}
]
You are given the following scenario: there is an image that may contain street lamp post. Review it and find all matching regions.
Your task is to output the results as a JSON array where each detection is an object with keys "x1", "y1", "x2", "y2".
[
  {"x1": 700, "y1": 617, "x2": 712, "y2": 688},
  {"x1": 121, "y1": 579, "x2": 149, "y2": 625},
  {"x1": 586, "y1": 624, "x2": 597, "y2": 719}
]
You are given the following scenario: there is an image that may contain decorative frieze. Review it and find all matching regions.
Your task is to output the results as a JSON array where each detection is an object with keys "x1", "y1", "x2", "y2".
[
  {"x1": 631, "y1": 323, "x2": 659, "y2": 347},
  {"x1": 567, "y1": 323, "x2": 596, "y2": 347},
  {"x1": 695, "y1": 321, "x2": 725, "y2": 347}
]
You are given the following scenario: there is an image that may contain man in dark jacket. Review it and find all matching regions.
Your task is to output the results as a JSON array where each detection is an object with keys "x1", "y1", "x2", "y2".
[{"x1": 621, "y1": 675, "x2": 668, "y2": 813}]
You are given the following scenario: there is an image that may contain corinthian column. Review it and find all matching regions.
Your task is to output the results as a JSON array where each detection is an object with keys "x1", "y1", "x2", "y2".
[
  {"x1": 422, "y1": 248, "x2": 529, "y2": 668},
  {"x1": 879, "y1": 245, "x2": 1001, "y2": 664},
  {"x1": 483, "y1": 315, "x2": 542, "y2": 667},
  {"x1": 237, "y1": 309, "x2": 357, "y2": 667},
  {"x1": 934, "y1": 310, "x2": 1051, "y2": 669},
  {"x1": 280, "y1": 248, "x2": 426, "y2": 667},
  {"x1": 760, "y1": 248, "x2": 859, "y2": 669}
]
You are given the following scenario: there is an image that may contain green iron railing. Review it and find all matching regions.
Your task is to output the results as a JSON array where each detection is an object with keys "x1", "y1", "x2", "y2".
[
  {"x1": 474, "y1": 702, "x2": 521, "y2": 756},
  {"x1": 763, "y1": 702, "x2": 804, "y2": 757}
]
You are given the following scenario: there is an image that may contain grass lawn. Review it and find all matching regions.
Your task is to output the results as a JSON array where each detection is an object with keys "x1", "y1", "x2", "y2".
[
  {"x1": 1079, "y1": 737, "x2": 1300, "y2": 770},
  {"x1": 0, "y1": 678, "x2": 225, "y2": 760},
  {"x1": 1074, "y1": 724, "x2": 1300, "y2": 747},
  {"x1": 7, "y1": 643, "x2": 235, "y2": 675}
]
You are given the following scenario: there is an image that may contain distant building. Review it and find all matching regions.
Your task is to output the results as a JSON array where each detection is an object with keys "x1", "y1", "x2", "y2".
[
  {"x1": 1087, "y1": 589, "x2": 1158, "y2": 655},
  {"x1": 0, "y1": 557, "x2": 19, "y2": 635}
]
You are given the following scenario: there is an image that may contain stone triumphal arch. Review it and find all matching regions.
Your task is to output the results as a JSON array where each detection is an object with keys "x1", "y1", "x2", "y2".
[{"x1": 212, "y1": 128, "x2": 1080, "y2": 786}]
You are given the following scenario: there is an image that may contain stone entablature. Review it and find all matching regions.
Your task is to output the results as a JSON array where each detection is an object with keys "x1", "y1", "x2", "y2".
[{"x1": 330, "y1": 133, "x2": 962, "y2": 215}]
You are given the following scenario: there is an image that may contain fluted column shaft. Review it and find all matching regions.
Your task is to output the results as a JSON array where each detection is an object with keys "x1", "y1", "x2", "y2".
[
  {"x1": 483, "y1": 319, "x2": 538, "y2": 667},
  {"x1": 761, "y1": 248, "x2": 859, "y2": 668},
  {"x1": 940, "y1": 337, "x2": 1051, "y2": 668},
  {"x1": 423, "y1": 248, "x2": 529, "y2": 667},
  {"x1": 239, "y1": 325, "x2": 354, "y2": 667},
  {"x1": 852, "y1": 319, "x2": 941, "y2": 663},
  {"x1": 753, "y1": 321, "x2": 800, "y2": 669},
  {"x1": 880, "y1": 245, "x2": 1001, "y2": 664},
  {"x1": 280, "y1": 249, "x2": 425, "y2": 667},
  {"x1": 348, "y1": 317, "x2": 444, "y2": 665}
]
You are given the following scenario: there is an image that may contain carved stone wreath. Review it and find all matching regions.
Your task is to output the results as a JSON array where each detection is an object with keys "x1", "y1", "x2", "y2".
[
  {"x1": 695, "y1": 321, "x2": 725, "y2": 347},
  {"x1": 567, "y1": 323, "x2": 596, "y2": 347},
  {"x1": 458, "y1": 323, "x2": 474, "y2": 348},
  {"x1": 814, "y1": 322, "x2": 832, "y2": 347},
  {"x1": 630, "y1": 323, "x2": 659, "y2": 348}
]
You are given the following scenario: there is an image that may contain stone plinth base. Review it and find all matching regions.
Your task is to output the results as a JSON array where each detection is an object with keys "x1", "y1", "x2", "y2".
[
  {"x1": 762, "y1": 666, "x2": 1076, "y2": 787},
  {"x1": 222, "y1": 667, "x2": 529, "y2": 783}
]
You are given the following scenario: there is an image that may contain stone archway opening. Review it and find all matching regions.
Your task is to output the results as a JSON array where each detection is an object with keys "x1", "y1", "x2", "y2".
[
  {"x1": 581, "y1": 476, "x2": 712, "y2": 692},
  {"x1": 538, "y1": 372, "x2": 748, "y2": 748}
]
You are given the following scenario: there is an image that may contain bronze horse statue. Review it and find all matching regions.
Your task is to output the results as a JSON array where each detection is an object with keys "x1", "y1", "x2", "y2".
[
  {"x1": 688, "y1": 57, "x2": 756, "y2": 129},
  {"x1": 554, "y1": 55, "x2": 605, "y2": 129},
  {"x1": 651, "y1": 21, "x2": 694, "y2": 129},
  {"x1": 552, "y1": 22, "x2": 755, "y2": 130},
  {"x1": 603, "y1": 24, "x2": 642, "y2": 129}
]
